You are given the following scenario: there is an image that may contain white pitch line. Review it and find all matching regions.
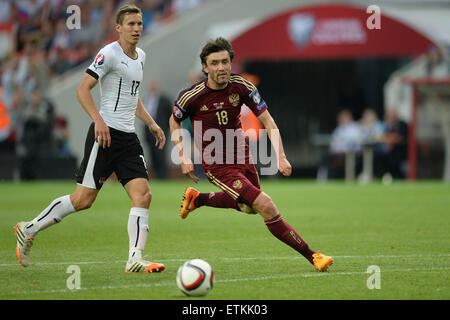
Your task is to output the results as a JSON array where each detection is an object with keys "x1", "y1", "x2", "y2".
[
  {"x1": 1, "y1": 253, "x2": 449, "y2": 267},
  {"x1": 217, "y1": 266, "x2": 450, "y2": 282},
  {"x1": 1, "y1": 266, "x2": 449, "y2": 296}
]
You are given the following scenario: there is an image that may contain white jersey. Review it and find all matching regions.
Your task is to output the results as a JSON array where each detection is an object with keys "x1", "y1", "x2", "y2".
[{"x1": 87, "y1": 41, "x2": 145, "y2": 133}]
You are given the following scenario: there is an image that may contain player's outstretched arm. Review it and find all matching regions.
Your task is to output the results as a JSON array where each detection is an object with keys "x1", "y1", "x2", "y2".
[
  {"x1": 169, "y1": 116, "x2": 199, "y2": 183},
  {"x1": 258, "y1": 110, "x2": 292, "y2": 177},
  {"x1": 76, "y1": 73, "x2": 110, "y2": 148},
  {"x1": 136, "y1": 97, "x2": 166, "y2": 149}
]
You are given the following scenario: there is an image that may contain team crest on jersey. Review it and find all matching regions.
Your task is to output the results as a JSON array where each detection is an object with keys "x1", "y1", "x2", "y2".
[
  {"x1": 173, "y1": 106, "x2": 183, "y2": 119},
  {"x1": 95, "y1": 53, "x2": 105, "y2": 66},
  {"x1": 229, "y1": 93, "x2": 240, "y2": 107},
  {"x1": 232, "y1": 179, "x2": 243, "y2": 189}
]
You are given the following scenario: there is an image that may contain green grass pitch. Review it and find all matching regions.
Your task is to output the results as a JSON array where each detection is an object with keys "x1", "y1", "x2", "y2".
[{"x1": 0, "y1": 179, "x2": 449, "y2": 300}]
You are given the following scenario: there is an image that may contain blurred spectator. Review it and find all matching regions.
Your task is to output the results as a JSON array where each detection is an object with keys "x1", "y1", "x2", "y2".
[
  {"x1": 359, "y1": 108, "x2": 385, "y2": 151},
  {"x1": 425, "y1": 45, "x2": 449, "y2": 77},
  {"x1": 71, "y1": 1, "x2": 103, "y2": 46},
  {"x1": 50, "y1": 19, "x2": 73, "y2": 51},
  {"x1": 329, "y1": 109, "x2": 361, "y2": 155},
  {"x1": 358, "y1": 108, "x2": 386, "y2": 179},
  {"x1": 170, "y1": 0, "x2": 205, "y2": 16},
  {"x1": 1, "y1": 55, "x2": 19, "y2": 112},
  {"x1": 0, "y1": 86, "x2": 13, "y2": 151},
  {"x1": 424, "y1": 46, "x2": 450, "y2": 181},
  {"x1": 379, "y1": 108, "x2": 408, "y2": 179},
  {"x1": 385, "y1": 45, "x2": 450, "y2": 181},
  {"x1": 143, "y1": 80, "x2": 172, "y2": 179},
  {"x1": 317, "y1": 109, "x2": 362, "y2": 180},
  {"x1": 17, "y1": 89, "x2": 55, "y2": 179},
  {"x1": 140, "y1": 0, "x2": 169, "y2": 33},
  {"x1": 48, "y1": 48, "x2": 68, "y2": 75},
  {"x1": 29, "y1": 43, "x2": 51, "y2": 92},
  {"x1": 53, "y1": 115, "x2": 72, "y2": 158},
  {"x1": 1, "y1": 55, "x2": 25, "y2": 145},
  {"x1": 0, "y1": 1, "x2": 14, "y2": 24}
]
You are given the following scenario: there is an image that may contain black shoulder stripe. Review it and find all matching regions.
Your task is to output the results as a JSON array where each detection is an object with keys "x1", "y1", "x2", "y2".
[{"x1": 86, "y1": 68, "x2": 99, "y2": 80}]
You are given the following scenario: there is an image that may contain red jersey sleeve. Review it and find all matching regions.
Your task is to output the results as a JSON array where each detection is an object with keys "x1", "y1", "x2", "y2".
[
  {"x1": 232, "y1": 74, "x2": 267, "y2": 116},
  {"x1": 172, "y1": 81, "x2": 206, "y2": 122},
  {"x1": 172, "y1": 90, "x2": 190, "y2": 123}
]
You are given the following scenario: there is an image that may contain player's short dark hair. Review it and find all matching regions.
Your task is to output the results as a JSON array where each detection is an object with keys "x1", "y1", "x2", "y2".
[
  {"x1": 200, "y1": 37, "x2": 234, "y2": 66},
  {"x1": 115, "y1": 4, "x2": 142, "y2": 25}
]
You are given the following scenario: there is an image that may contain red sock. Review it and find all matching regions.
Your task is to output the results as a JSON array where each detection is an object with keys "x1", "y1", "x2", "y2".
[
  {"x1": 195, "y1": 192, "x2": 240, "y2": 210},
  {"x1": 264, "y1": 214, "x2": 316, "y2": 264}
]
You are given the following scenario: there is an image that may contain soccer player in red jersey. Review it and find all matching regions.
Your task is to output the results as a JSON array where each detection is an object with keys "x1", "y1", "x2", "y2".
[{"x1": 169, "y1": 38, "x2": 333, "y2": 271}]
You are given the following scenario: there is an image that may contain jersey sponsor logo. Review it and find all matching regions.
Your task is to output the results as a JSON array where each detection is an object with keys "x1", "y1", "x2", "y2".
[
  {"x1": 229, "y1": 93, "x2": 240, "y2": 107},
  {"x1": 173, "y1": 106, "x2": 183, "y2": 119},
  {"x1": 95, "y1": 53, "x2": 105, "y2": 66},
  {"x1": 200, "y1": 105, "x2": 209, "y2": 111}
]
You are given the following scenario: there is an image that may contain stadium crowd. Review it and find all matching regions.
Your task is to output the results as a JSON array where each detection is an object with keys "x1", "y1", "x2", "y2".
[
  {"x1": 1, "y1": 1, "x2": 446, "y2": 182},
  {"x1": 0, "y1": 0, "x2": 206, "y2": 178},
  {"x1": 317, "y1": 107, "x2": 409, "y2": 181}
]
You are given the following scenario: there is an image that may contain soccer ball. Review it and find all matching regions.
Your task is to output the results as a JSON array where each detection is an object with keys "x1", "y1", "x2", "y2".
[{"x1": 176, "y1": 259, "x2": 214, "y2": 296}]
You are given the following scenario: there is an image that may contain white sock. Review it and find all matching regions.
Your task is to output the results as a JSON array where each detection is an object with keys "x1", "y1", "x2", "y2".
[
  {"x1": 24, "y1": 195, "x2": 76, "y2": 237},
  {"x1": 127, "y1": 207, "x2": 149, "y2": 262}
]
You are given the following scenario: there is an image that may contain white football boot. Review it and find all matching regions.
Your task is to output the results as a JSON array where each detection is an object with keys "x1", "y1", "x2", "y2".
[
  {"x1": 125, "y1": 258, "x2": 165, "y2": 273},
  {"x1": 14, "y1": 221, "x2": 34, "y2": 267}
]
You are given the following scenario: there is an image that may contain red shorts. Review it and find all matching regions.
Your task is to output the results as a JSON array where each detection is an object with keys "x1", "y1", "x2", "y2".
[{"x1": 204, "y1": 164, "x2": 262, "y2": 206}]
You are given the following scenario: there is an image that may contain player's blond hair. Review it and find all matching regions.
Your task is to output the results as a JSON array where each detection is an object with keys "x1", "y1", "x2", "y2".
[{"x1": 115, "y1": 4, "x2": 142, "y2": 25}]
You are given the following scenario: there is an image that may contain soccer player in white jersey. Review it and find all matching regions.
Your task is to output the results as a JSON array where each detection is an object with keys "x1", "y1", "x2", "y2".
[{"x1": 14, "y1": 5, "x2": 166, "y2": 273}]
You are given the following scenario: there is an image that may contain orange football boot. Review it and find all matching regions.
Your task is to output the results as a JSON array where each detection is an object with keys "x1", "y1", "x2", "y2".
[
  {"x1": 179, "y1": 187, "x2": 200, "y2": 219},
  {"x1": 312, "y1": 251, "x2": 334, "y2": 272}
]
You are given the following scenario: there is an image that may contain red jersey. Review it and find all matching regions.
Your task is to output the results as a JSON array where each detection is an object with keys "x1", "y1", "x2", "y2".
[{"x1": 172, "y1": 74, "x2": 267, "y2": 171}]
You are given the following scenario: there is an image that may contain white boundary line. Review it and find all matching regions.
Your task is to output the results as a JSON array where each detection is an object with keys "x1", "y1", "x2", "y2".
[
  {"x1": 1, "y1": 253, "x2": 449, "y2": 267},
  {"x1": 1, "y1": 266, "x2": 449, "y2": 296}
]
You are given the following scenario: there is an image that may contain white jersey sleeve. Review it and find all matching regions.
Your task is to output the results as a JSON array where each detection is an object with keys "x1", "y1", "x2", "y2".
[
  {"x1": 85, "y1": 42, "x2": 145, "y2": 133},
  {"x1": 87, "y1": 47, "x2": 115, "y2": 81}
]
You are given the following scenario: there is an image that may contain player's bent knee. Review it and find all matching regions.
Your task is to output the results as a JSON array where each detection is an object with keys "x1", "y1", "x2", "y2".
[
  {"x1": 71, "y1": 194, "x2": 95, "y2": 211},
  {"x1": 70, "y1": 186, "x2": 98, "y2": 211},
  {"x1": 252, "y1": 192, "x2": 278, "y2": 218},
  {"x1": 143, "y1": 190, "x2": 152, "y2": 206},
  {"x1": 238, "y1": 203, "x2": 257, "y2": 214},
  {"x1": 131, "y1": 190, "x2": 151, "y2": 208}
]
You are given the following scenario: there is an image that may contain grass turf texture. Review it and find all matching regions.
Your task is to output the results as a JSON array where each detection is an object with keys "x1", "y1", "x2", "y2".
[{"x1": 0, "y1": 179, "x2": 449, "y2": 300}]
